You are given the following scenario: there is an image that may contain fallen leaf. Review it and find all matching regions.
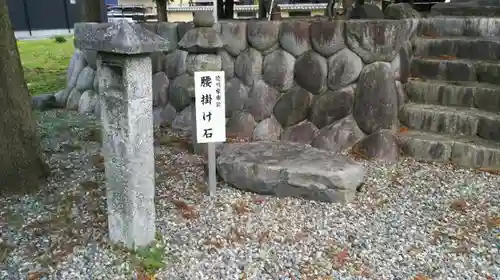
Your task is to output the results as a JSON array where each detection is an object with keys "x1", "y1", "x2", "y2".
[
  {"x1": 486, "y1": 216, "x2": 500, "y2": 229},
  {"x1": 439, "y1": 55, "x2": 457, "y2": 60},
  {"x1": 407, "y1": 246, "x2": 423, "y2": 256},
  {"x1": 294, "y1": 231, "x2": 307, "y2": 241},
  {"x1": 181, "y1": 209, "x2": 199, "y2": 219},
  {"x1": 399, "y1": 126, "x2": 409, "y2": 133},
  {"x1": 28, "y1": 272, "x2": 50, "y2": 280},
  {"x1": 390, "y1": 172, "x2": 403, "y2": 186},
  {"x1": 91, "y1": 153, "x2": 105, "y2": 171},
  {"x1": 477, "y1": 167, "x2": 500, "y2": 175},
  {"x1": 253, "y1": 196, "x2": 265, "y2": 205},
  {"x1": 226, "y1": 133, "x2": 250, "y2": 143},
  {"x1": 350, "y1": 147, "x2": 369, "y2": 160},
  {"x1": 172, "y1": 199, "x2": 199, "y2": 219},
  {"x1": 135, "y1": 268, "x2": 154, "y2": 280},
  {"x1": 172, "y1": 199, "x2": 189, "y2": 210},
  {"x1": 334, "y1": 247, "x2": 349, "y2": 267},
  {"x1": 450, "y1": 245, "x2": 470, "y2": 254},
  {"x1": 257, "y1": 230, "x2": 270, "y2": 243},
  {"x1": 450, "y1": 199, "x2": 468, "y2": 212},
  {"x1": 204, "y1": 238, "x2": 224, "y2": 248},
  {"x1": 229, "y1": 227, "x2": 246, "y2": 243},
  {"x1": 415, "y1": 274, "x2": 431, "y2": 280},
  {"x1": 232, "y1": 199, "x2": 250, "y2": 214}
]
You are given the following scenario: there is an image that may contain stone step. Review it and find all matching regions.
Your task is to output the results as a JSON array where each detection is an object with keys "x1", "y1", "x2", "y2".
[
  {"x1": 399, "y1": 103, "x2": 500, "y2": 141},
  {"x1": 406, "y1": 79, "x2": 500, "y2": 113},
  {"x1": 396, "y1": 130, "x2": 500, "y2": 169},
  {"x1": 430, "y1": 2, "x2": 500, "y2": 18},
  {"x1": 410, "y1": 58, "x2": 500, "y2": 85},
  {"x1": 413, "y1": 37, "x2": 500, "y2": 61},
  {"x1": 418, "y1": 17, "x2": 500, "y2": 38}
]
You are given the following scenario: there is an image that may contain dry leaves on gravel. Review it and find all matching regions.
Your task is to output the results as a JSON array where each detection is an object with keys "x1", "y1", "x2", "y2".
[
  {"x1": 232, "y1": 199, "x2": 251, "y2": 215},
  {"x1": 438, "y1": 55, "x2": 457, "y2": 60},
  {"x1": 450, "y1": 199, "x2": 468, "y2": 212},
  {"x1": 172, "y1": 199, "x2": 199, "y2": 219},
  {"x1": 399, "y1": 126, "x2": 409, "y2": 133},
  {"x1": 0, "y1": 242, "x2": 15, "y2": 263},
  {"x1": 332, "y1": 247, "x2": 349, "y2": 269},
  {"x1": 91, "y1": 153, "x2": 105, "y2": 172},
  {"x1": 476, "y1": 167, "x2": 500, "y2": 175},
  {"x1": 27, "y1": 271, "x2": 50, "y2": 280},
  {"x1": 155, "y1": 134, "x2": 191, "y2": 150},
  {"x1": 349, "y1": 147, "x2": 369, "y2": 161},
  {"x1": 135, "y1": 267, "x2": 155, "y2": 280},
  {"x1": 486, "y1": 216, "x2": 500, "y2": 229}
]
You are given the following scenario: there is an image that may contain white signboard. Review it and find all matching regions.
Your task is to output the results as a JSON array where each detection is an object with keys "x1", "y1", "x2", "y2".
[{"x1": 194, "y1": 71, "x2": 226, "y2": 143}]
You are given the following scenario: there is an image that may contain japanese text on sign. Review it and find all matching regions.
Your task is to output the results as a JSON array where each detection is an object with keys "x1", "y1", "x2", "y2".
[{"x1": 194, "y1": 71, "x2": 226, "y2": 143}]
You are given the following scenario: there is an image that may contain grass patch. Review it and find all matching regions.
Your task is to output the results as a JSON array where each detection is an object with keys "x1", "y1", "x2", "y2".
[
  {"x1": 132, "y1": 238, "x2": 167, "y2": 276},
  {"x1": 35, "y1": 110, "x2": 98, "y2": 140},
  {"x1": 111, "y1": 232, "x2": 167, "y2": 278},
  {"x1": 53, "y1": 35, "x2": 68, "y2": 44},
  {"x1": 2, "y1": 209, "x2": 24, "y2": 229},
  {"x1": 34, "y1": 109, "x2": 101, "y2": 154},
  {"x1": 17, "y1": 36, "x2": 74, "y2": 95}
]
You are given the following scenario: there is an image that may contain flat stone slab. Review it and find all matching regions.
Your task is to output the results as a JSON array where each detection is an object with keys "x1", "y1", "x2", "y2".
[{"x1": 216, "y1": 141, "x2": 365, "y2": 203}]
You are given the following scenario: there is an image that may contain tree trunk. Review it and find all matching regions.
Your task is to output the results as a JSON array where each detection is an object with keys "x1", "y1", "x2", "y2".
[
  {"x1": 156, "y1": 0, "x2": 168, "y2": 22},
  {"x1": 81, "y1": 0, "x2": 104, "y2": 22},
  {"x1": 325, "y1": 0, "x2": 334, "y2": 18},
  {"x1": 224, "y1": 0, "x2": 234, "y2": 19},
  {"x1": 0, "y1": 0, "x2": 48, "y2": 195},
  {"x1": 258, "y1": 0, "x2": 266, "y2": 19},
  {"x1": 217, "y1": 0, "x2": 224, "y2": 20}
]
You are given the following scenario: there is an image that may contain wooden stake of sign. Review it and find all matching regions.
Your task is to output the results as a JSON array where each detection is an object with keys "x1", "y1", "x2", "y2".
[
  {"x1": 207, "y1": 142, "x2": 217, "y2": 195},
  {"x1": 212, "y1": 0, "x2": 218, "y2": 23},
  {"x1": 194, "y1": 71, "x2": 226, "y2": 196}
]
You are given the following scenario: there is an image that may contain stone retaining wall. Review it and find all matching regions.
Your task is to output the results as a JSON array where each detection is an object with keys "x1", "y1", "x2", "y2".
[{"x1": 61, "y1": 18, "x2": 418, "y2": 159}]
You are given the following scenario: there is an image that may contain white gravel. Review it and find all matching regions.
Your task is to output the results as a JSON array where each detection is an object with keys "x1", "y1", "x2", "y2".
[{"x1": 0, "y1": 110, "x2": 499, "y2": 280}]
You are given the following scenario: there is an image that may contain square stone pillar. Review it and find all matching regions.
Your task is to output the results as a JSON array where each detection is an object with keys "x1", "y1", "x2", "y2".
[{"x1": 74, "y1": 20, "x2": 169, "y2": 249}]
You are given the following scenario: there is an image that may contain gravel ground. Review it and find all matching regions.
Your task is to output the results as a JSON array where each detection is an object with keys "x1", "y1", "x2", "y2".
[{"x1": 0, "y1": 110, "x2": 499, "y2": 280}]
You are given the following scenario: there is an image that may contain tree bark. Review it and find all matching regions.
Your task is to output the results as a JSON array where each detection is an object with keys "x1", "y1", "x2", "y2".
[
  {"x1": 258, "y1": 0, "x2": 266, "y2": 19},
  {"x1": 217, "y1": 0, "x2": 224, "y2": 20},
  {"x1": 224, "y1": 0, "x2": 234, "y2": 19},
  {"x1": 156, "y1": 0, "x2": 168, "y2": 22},
  {"x1": 325, "y1": 0, "x2": 336, "y2": 18},
  {"x1": 81, "y1": 0, "x2": 104, "y2": 22},
  {"x1": 0, "y1": 0, "x2": 48, "y2": 195}
]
